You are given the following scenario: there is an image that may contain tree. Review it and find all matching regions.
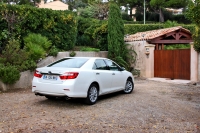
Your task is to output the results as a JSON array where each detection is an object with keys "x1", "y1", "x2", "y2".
[
  {"x1": 19, "y1": 0, "x2": 40, "y2": 6},
  {"x1": 1, "y1": 0, "x2": 40, "y2": 6},
  {"x1": 186, "y1": 0, "x2": 200, "y2": 52},
  {"x1": 150, "y1": 0, "x2": 189, "y2": 22},
  {"x1": 78, "y1": 2, "x2": 109, "y2": 19},
  {"x1": 107, "y1": 2, "x2": 127, "y2": 67},
  {"x1": 117, "y1": 0, "x2": 139, "y2": 17},
  {"x1": 67, "y1": 0, "x2": 88, "y2": 10}
]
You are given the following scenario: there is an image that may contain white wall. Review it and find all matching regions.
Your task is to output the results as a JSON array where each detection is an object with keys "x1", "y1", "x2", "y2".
[{"x1": 127, "y1": 41, "x2": 151, "y2": 77}]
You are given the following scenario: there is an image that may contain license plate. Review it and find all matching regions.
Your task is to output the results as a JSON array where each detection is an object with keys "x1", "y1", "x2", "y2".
[{"x1": 43, "y1": 75, "x2": 58, "y2": 80}]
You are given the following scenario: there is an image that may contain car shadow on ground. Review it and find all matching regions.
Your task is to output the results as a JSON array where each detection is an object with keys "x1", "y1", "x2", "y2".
[{"x1": 33, "y1": 91, "x2": 127, "y2": 107}]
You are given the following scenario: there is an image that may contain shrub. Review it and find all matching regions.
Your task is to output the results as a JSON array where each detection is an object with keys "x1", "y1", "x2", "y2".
[
  {"x1": 76, "y1": 35, "x2": 92, "y2": 46},
  {"x1": 77, "y1": 17, "x2": 108, "y2": 50},
  {"x1": 24, "y1": 33, "x2": 51, "y2": 61},
  {"x1": 0, "y1": 39, "x2": 38, "y2": 72},
  {"x1": 80, "y1": 47, "x2": 100, "y2": 52},
  {"x1": 0, "y1": 64, "x2": 20, "y2": 84},
  {"x1": 20, "y1": 60, "x2": 37, "y2": 71},
  {"x1": 48, "y1": 45, "x2": 59, "y2": 57},
  {"x1": 164, "y1": 20, "x2": 178, "y2": 28},
  {"x1": 0, "y1": 29, "x2": 9, "y2": 51},
  {"x1": 164, "y1": 44, "x2": 190, "y2": 50},
  {"x1": 0, "y1": 39, "x2": 27, "y2": 67},
  {"x1": 96, "y1": 35, "x2": 107, "y2": 51},
  {"x1": 69, "y1": 51, "x2": 76, "y2": 57},
  {"x1": 193, "y1": 26, "x2": 200, "y2": 52}
]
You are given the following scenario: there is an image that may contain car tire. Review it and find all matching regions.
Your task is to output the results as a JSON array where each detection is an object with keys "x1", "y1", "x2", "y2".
[
  {"x1": 85, "y1": 83, "x2": 99, "y2": 105},
  {"x1": 45, "y1": 96, "x2": 56, "y2": 100},
  {"x1": 124, "y1": 79, "x2": 134, "y2": 94}
]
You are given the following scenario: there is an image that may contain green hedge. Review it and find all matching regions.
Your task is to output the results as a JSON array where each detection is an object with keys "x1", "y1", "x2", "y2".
[
  {"x1": 0, "y1": 4, "x2": 77, "y2": 50},
  {"x1": 124, "y1": 24, "x2": 162, "y2": 35},
  {"x1": 123, "y1": 21, "x2": 157, "y2": 24},
  {"x1": 124, "y1": 24, "x2": 195, "y2": 35}
]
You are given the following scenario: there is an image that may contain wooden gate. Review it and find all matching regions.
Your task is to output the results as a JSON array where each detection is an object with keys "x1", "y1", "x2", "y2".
[{"x1": 154, "y1": 49, "x2": 190, "y2": 80}]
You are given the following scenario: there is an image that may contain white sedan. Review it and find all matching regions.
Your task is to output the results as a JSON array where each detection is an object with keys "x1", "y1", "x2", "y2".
[{"x1": 32, "y1": 57, "x2": 134, "y2": 105}]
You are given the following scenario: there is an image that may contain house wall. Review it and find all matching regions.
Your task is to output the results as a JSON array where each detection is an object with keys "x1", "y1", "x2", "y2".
[
  {"x1": 39, "y1": 0, "x2": 68, "y2": 10},
  {"x1": 126, "y1": 41, "x2": 155, "y2": 78}
]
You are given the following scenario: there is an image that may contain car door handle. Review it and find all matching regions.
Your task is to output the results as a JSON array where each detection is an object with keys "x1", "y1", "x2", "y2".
[
  {"x1": 112, "y1": 73, "x2": 115, "y2": 75},
  {"x1": 96, "y1": 73, "x2": 100, "y2": 75}
]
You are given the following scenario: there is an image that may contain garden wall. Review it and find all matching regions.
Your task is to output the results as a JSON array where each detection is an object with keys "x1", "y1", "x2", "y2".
[
  {"x1": 198, "y1": 53, "x2": 200, "y2": 81},
  {"x1": 0, "y1": 51, "x2": 108, "y2": 91}
]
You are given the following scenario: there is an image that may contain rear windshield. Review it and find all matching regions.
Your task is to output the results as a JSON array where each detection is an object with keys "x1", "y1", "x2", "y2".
[{"x1": 47, "y1": 58, "x2": 88, "y2": 68}]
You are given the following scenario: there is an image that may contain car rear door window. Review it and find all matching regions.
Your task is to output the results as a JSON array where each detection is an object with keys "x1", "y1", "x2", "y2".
[
  {"x1": 93, "y1": 59, "x2": 108, "y2": 70},
  {"x1": 104, "y1": 59, "x2": 120, "y2": 71}
]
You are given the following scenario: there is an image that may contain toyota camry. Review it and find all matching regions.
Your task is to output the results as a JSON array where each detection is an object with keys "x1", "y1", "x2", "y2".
[{"x1": 32, "y1": 57, "x2": 134, "y2": 105}]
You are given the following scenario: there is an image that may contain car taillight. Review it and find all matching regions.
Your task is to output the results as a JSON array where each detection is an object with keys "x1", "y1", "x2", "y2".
[
  {"x1": 60, "y1": 72, "x2": 79, "y2": 80},
  {"x1": 34, "y1": 70, "x2": 42, "y2": 78}
]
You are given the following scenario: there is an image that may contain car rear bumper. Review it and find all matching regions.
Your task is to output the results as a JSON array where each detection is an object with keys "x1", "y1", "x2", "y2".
[{"x1": 32, "y1": 79, "x2": 87, "y2": 98}]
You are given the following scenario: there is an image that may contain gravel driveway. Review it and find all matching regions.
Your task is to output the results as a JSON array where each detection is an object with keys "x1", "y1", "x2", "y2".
[{"x1": 0, "y1": 78, "x2": 199, "y2": 133}]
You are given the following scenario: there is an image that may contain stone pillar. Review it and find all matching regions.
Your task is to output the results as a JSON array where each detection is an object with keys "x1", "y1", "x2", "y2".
[
  {"x1": 198, "y1": 54, "x2": 200, "y2": 81},
  {"x1": 144, "y1": 44, "x2": 155, "y2": 78},
  {"x1": 190, "y1": 42, "x2": 198, "y2": 81}
]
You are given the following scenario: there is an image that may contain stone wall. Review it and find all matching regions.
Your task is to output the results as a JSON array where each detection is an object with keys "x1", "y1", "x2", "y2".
[
  {"x1": 0, "y1": 51, "x2": 108, "y2": 91},
  {"x1": 198, "y1": 53, "x2": 200, "y2": 81},
  {"x1": 126, "y1": 41, "x2": 151, "y2": 77}
]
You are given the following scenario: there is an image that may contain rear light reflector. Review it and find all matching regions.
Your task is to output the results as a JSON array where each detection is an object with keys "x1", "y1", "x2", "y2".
[
  {"x1": 60, "y1": 72, "x2": 79, "y2": 80},
  {"x1": 34, "y1": 70, "x2": 42, "y2": 78}
]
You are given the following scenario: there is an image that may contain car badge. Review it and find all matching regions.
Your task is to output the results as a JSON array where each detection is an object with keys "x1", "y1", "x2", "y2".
[{"x1": 48, "y1": 71, "x2": 51, "y2": 74}]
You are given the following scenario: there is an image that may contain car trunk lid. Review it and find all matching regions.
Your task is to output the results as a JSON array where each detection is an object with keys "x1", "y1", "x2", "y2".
[{"x1": 36, "y1": 67, "x2": 79, "y2": 84}]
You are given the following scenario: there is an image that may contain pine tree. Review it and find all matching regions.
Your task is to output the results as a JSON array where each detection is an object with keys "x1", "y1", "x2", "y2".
[
  {"x1": 107, "y1": 2, "x2": 127, "y2": 67},
  {"x1": 107, "y1": 2, "x2": 137, "y2": 70}
]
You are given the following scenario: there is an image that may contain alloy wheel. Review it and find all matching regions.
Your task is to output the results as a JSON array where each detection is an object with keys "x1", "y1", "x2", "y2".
[
  {"x1": 89, "y1": 86, "x2": 98, "y2": 103},
  {"x1": 124, "y1": 80, "x2": 133, "y2": 93}
]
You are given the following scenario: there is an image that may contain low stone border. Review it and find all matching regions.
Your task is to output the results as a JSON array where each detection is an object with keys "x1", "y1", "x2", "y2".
[{"x1": 0, "y1": 51, "x2": 108, "y2": 91}]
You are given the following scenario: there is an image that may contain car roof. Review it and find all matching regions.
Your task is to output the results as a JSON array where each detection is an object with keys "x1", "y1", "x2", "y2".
[{"x1": 63, "y1": 57, "x2": 108, "y2": 60}]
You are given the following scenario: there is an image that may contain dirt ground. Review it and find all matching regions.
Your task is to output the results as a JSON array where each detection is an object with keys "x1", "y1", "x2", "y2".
[{"x1": 0, "y1": 78, "x2": 200, "y2": 133}]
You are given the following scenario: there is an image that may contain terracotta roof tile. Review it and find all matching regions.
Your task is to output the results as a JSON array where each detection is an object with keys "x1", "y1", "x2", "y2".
[{"x1": 124, "y1": 26, "x2": 191, "y2": 42}]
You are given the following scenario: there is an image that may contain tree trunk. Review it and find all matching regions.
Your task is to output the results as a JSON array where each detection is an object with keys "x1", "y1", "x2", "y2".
[
  {"x1": 159, "y1": 7, "x2": 164, "y2": 22},
  {"x1": 129, "y1": 6, "x2": 133, "y2": 18}
]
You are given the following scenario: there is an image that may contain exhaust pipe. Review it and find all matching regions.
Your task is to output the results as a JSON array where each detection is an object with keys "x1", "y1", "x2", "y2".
[
  {"x1": 35, "y1": 93, "x2": 44, "y2": 96},
  {"x1": 65, "y1": 96, "x2": 70, "y2": 100}
]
